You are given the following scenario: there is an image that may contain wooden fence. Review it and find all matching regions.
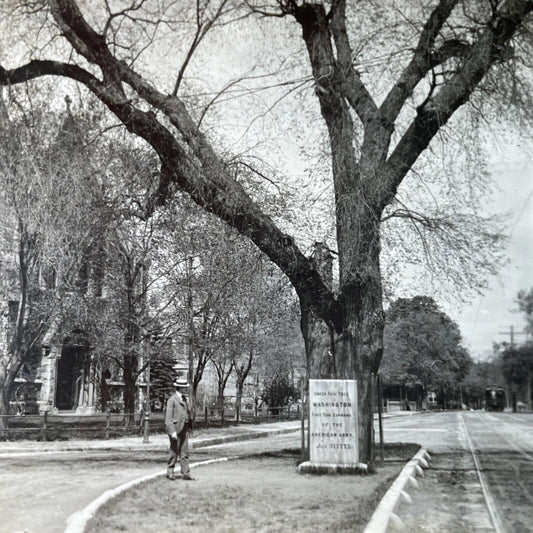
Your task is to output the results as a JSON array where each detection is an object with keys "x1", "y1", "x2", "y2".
[{"x1": 0, "y1": 405, "x2": 303, "y2": 441}]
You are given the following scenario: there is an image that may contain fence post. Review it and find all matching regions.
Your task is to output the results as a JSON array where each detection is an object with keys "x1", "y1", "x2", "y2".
[
  {"x1": 42, "y1": 411, "x2": 48, "y2": 441},
  {"x1": 204, "y1": 406, "x2": 208, "y2": 429},
  {"x1": 105, "y1": 409, "x2": 111, "y2": 439},
  {"x1": 377, "y1": 374, "x2": 384, "y2": 464},
  {"x1": 370, "y1": 373, "x2": 375, "y2": 465}
]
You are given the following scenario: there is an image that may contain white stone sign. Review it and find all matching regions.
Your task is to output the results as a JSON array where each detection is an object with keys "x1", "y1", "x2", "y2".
[{"x1": 309, "y1": 379, "x2": 358, "y2": 466}]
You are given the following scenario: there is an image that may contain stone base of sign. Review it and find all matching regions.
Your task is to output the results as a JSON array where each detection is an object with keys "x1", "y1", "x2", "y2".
[{"x1": 298, "y1": 461, "x2": 368, "y2": 475}]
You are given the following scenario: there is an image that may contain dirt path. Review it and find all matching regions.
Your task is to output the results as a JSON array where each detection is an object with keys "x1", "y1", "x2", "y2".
[{"x1": 0, "y1": 451, "x2": 164, "y2": 533}]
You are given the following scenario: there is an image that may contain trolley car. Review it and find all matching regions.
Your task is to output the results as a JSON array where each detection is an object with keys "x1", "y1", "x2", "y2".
[{"x1": 484, "y1": 386, "x2": 506, "y2": 412}]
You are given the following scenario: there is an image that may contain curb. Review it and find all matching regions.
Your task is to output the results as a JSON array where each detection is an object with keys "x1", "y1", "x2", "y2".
[
  {"x1": 64, "y1": 456, "x2": 240, "y2": 533},
  {"x1": 192, "y1": 426, "x2": 299, "y2": 450},
  {"x1": 363, "y1": 447, "x2": 431, "y2": 533}
]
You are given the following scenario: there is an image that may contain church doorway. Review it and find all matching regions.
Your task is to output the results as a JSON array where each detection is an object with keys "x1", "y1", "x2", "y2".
[{"x1": 55, "y1": 344, "x2": 87, "y2": 411}]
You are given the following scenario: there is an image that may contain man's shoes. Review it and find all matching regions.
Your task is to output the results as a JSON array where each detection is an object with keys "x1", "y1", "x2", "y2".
[
  {"x1": 182, "y1": 475, "x2": 197, "y2": 481},
  {"x1": 166, "y1": 474, "x2": 176, "y2": 481}
]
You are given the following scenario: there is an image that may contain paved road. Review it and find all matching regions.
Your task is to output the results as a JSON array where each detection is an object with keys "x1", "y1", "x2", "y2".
[
  {"x1": 382, "y1": 411, "x2": 533, "y2": 533},
  {"x1": 0, "y1": 430, "x2": 303, "y2": 533}
]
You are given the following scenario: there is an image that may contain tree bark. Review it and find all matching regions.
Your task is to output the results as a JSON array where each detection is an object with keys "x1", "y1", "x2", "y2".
[
  {"x1": 123, "y1": 350, "x2": 137, "y2": 426},
  {"x1": 301, "y1": 244, "x2": 336, "y2": 379},
  {"x1": 0, "y1": 366, "x2": 12, "y2": 429},
  {"x1": 235, "y1": 382, "x2": 242, "y2": 423},
  {"x1": 526, "y1": 372, "x2": 533, "y2": 411}
]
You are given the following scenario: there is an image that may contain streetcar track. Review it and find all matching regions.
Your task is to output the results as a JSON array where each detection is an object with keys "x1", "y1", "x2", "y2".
[
  {"x1": 502, "y1": 413, "x2": 533, "y2": 425},
  {"x1": 472, "y1": 413, "x2": 533, "y2": 463},
  {"x1": 461, "y1": 412, "x2": 533, "y2": 533},
  {"x1": 459, "y1": 413, "x2": 506, "y2": 533},
  {"x1": 382, "y1": 412, "x2": 533, "y2": 532}
]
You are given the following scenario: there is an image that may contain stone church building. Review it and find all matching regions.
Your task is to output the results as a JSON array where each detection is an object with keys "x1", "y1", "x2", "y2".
[{"x1": 0, "y1": 100, "x2": 167, "y2": 416}]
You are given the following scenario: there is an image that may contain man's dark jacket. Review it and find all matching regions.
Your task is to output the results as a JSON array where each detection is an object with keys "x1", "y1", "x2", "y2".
[{"x1": 165, "y1": 392, "x2": 192, "y2": 436}]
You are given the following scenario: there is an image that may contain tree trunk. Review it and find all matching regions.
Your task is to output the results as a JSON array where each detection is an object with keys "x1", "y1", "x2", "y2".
[
  {"x1": 301, "y1": 243, "x2": 335, "y2": 378},
  {"x1": 123, "y1": 352, "x2": 137, "y2": 426},
  {"x1": 216, "y1": 381, "x2": 226, "y2": 426},
  {"x1": 0, "y1": 367, "x2": 11, "y2": 429},
  {"x1": 0, "y1": 356, "x2": 23, "y2": 427},
  {"x1": 301, "y1": 303, "x2": 335, "y2": 379},
  {"x1": 235, "y1": 382, "x2": 243, "y2": 424},
  {"x1": 216, "y1": 382, "x2": 225, "y2": 411},
  {"x1": 100, "y1": 369, "x2": 110, "y2": 412},
  {"x1": 301, "y1": 233, "x2": 384, "y2": 466},
  {"x1": 291, "y1": 3, "x2": 387, "y2": 466},
  {"x1": 192, "y1": 348, "x2": 210, "y2": 403},
  {"x1": 526, "y1": 372, "x2": 533, "y2": 411}
]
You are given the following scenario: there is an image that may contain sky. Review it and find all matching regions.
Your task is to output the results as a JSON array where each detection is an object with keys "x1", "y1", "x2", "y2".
[{"x1": 446, "y1": 152, "x2": 533, "y2": 361}]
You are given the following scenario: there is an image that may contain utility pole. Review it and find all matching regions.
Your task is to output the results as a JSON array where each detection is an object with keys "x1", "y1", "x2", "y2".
[
  {"x1": 498, "y1": 326, "x2": 527, "y2": 413},
  {"x1": 499, "y1": 326, "x2": 526, "y2": 348}
]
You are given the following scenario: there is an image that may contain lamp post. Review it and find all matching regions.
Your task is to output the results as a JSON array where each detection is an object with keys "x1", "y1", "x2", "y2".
[{"x1": 143, "y1": 334, "x2": 151, "y2": 444}]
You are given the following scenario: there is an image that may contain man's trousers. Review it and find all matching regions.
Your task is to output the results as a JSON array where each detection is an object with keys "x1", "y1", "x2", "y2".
[{"x1": 167, "y1": 428, "x2": 190, "y2": 477}]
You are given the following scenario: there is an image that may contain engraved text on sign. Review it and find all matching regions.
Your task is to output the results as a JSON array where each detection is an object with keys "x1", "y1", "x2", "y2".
[{"x1": 309, "y1": 379, "x2": 358, "y2": 465}]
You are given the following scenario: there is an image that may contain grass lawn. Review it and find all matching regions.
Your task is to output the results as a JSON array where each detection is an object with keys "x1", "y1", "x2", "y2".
[{"x1": 87, "y1": 444, "x2": 418, "y2": 533}]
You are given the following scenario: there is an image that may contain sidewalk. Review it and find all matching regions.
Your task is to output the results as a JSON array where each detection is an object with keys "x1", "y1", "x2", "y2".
[
  {"x1": 0, "y1": 411, "x2": 416, "y2": 455},
  {"x1": 0, "y1": 419, "x2": 304, "y2": 454}
]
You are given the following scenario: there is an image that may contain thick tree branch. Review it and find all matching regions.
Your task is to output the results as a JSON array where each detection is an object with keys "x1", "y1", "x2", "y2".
[
  {"x1": 0, "y1": 59, "x2": 99, "y2": 88},
  {"x1": 380, "y1": 0, "x2": 460, "y2": 125},
  {"x1": 329, "y1": 0, "x2": 378, "y2": 125},
  {"x1": 50, "y1": 0, "x2": 118, "y2": 80},
  {"x1": 381, "y1": 0, "x2": 533, "y2": 209}
]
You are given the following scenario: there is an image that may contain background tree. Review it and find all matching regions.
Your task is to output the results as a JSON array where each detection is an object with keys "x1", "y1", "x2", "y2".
[
  {"x1": 228, "y1": 258, "x2": 299, "y2": 421},
  {"x1": 1, "y1": 0, "x2": 531, "y2": 463},
  {"x1": 141, "y1": 333, "x2": 175, "y2": 412},
  {"x1": 382, "y1": 296, "x2": 472, "y2": 407},
  {"x1": 262, "y1": 374, "x2": 299, "y2": 412},
  {"x1": 257, "y1": 307, "x2": 304, "y2": 411},
  {"x1": 211, "y1": 338, "x2": 235, "y2": 423},
  {"x1": 149, "y1": 202, "x2": 264, "y2": 402},
  {"x1": 461, "y1": 361, "x2": 499, "y2": 409},
  {"x1": 516, "y1": 288, "x2": 533, "y2": 335}
]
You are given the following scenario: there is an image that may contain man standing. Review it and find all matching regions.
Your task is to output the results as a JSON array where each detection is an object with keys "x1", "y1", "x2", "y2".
[{"x1": 165, "y1": 378, "x2": 196, "y2": 480}]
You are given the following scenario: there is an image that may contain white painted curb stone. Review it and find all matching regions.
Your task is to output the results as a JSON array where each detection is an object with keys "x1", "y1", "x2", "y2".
[
  {"x1": 64, "y1": 456, "x2": 239, "y2": 533},
  {"x1": 363, "y1": 447, "x2": 430, "y2": 533}
]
